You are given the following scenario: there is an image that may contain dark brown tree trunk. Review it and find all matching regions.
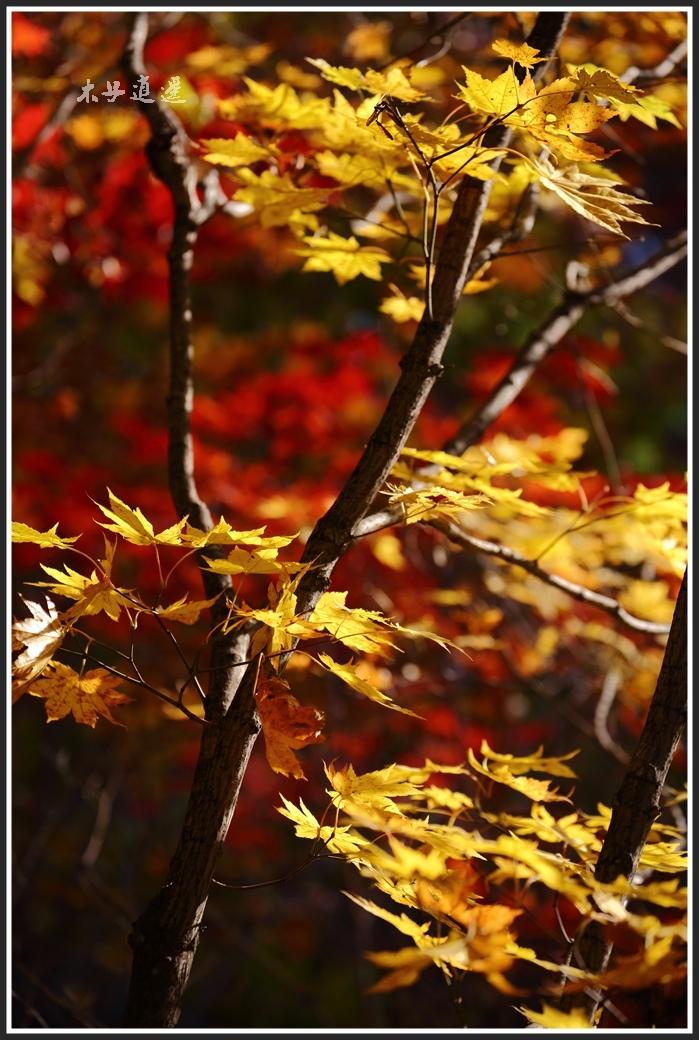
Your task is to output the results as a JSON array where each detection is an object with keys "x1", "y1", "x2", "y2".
[
  {"x1": 123, "y1": 657, "x2": 261, "y2": 1027},
  {"x1": 561, "y1": 570, "x2": 687, "y2": 1019},
  {"x1": 121, "y1": 12, "x2": 570, "y2": 1028}
]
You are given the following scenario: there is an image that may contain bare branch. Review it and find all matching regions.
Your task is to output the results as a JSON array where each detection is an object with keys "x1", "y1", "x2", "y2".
[
  {"x1": 445, "y1": 230, "x2": 687, "y2": 455},
  {"x1": 432, "y1": 520, "x2": 672, "y2": 636},
  {"x1": 622, "y1": 38, "x2": 687, "y2": 86}
]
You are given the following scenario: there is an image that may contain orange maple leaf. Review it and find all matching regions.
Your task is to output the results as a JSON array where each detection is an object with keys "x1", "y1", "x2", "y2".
[
  {"x1": 28, "y1": 661, "x2": 131, "y2": 727},
  {"x1": 256, "y1": 676, "x2": 325, "y2": 780}
]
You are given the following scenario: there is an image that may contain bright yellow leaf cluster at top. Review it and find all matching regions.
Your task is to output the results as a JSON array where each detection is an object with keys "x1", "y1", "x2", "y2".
[{"x1": 196, "y1": 35, "x2": 681, "y2": 308}]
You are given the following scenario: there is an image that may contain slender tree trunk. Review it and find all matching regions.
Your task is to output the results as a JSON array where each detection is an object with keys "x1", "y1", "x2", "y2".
[
  {"x1": 121, "y1": 11, "x2": 569, "y2": 1027},
  {"x1": 123, "y1": 656, "x2": 261, "y2": 1026},
  {"x1": 561, "y1": 570, "x2": 687, "y2": 1020}
]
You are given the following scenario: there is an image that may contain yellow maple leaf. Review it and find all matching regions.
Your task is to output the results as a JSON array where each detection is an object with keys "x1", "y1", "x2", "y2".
[
  {"x1": 96, "y1": 489, "x2": 187, "y2": 546},
  {"x1": 458, "y1": 66, "x2": 535, "y2": 118},
  {"x1": 479, "y1": 740, "x2": 579, "y2": 778},
  {"x1": 154, "y1": 595, "x2": 220, "y2": 625},
  {"x1": 518, "y1": 1003, "x2": 594, "y2": 1029},
  {"x1": 524, "y1": 156, "x2": 653, "y2": 236},
  {"x1": 317, "y1": 653, "x2": 417, "y2": 715},
  {"x1": 277, "y1": 795, "x2": 368, "y2": 855},
  {"x1": 184, "y1": 518, "x2": 296, "y2": 550},
  {"x1": 297, "y1": 591, "x2": 400, "y2": 657},
  {"x1": 28, "y1": 661, "x2": 131, "y2": 727},
  {"x1": 571, "y1": 64, "x2": 640, "y2": 104},
  {"x1": 219, "y1": 78, "x2": 330, "y2": 131},
  {"x1": 492, "y1": 39, "x2": 546, "y2": 69},
  {"x1": 362, "y1": 837, "x2": 449, "y2": 881},
  {"x1": 379, "y1": 287, "x2": 424, "y2": 323},
  {"x1": 33, "y1": 563, "x2": 129, "y2": 621},
  {"x1": 200, "y1": 134, "x2": 276, "y2": 169},
  {"x1": 610, "y1": 91, "x2": 682, "y2": 129},
  {"x1": 480, "y1": 834, "x2": 592, "y2": 910},
  {"x1": 205, "y1": 547, "x2": 305, "y2": 576},
  {"x1": 387, "y1": 483, "x2": 490, "y2": 525},
  {"x1": 468, "y1": 748, "x2": 571, "y2": 803},
  {"x1": 296, "y1": 232, "x2": 390, "y2": 284},
  {"x1": 325, "y1": 761, "x2": 427, "y2": 814},
  {"x1": 11, "y1": 521, "x2": 80, "y2": 549},
  {"x1": 314, "y1": 149, "x2": 413, "y2": 191},
  {"x1": 307, "y1": 58, "x2": 428, "y2": 103},
  {"x1": 255, "y1": 676, "x2": 325, "y2": 780},
  {"x1": 233, "y1": 168, "x2": 332, "y2": 231},
  {"x1": 345, "y1": 892, "x2": 430, "y2": 940}
]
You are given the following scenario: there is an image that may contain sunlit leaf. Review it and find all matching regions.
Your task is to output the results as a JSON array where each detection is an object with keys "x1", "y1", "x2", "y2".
[
  {"x1": 28, "y1": 661, "x2": 131, "y2": 728},
  {"x1": 12, "y1": 521, "x2": 80, "y2": 549}
]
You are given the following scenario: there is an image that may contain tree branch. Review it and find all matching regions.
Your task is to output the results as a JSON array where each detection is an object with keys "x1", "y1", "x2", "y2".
[
  {"x1": 122, "y1": 15, "x2": 222, "y2": 588},
  {"x1": 353, "y1": 228, "x2": 687, "y2": 541},
  {"x1": 121, "y1": 15, "x2": 261, "y2": 1027},
  {"x1": 432, "y1": 520, "x2": 672, "y2": 636},
  {"x1": 294, "y1": 13, "x2": 570, "y2": 617},
  {"x1": 445, "y1": 230, "x2": 687, "y2": 455}
]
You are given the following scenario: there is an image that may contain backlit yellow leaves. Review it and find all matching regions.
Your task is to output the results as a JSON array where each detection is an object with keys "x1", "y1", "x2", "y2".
[
  {"x1": 200, "y1": 134, "x2": 276, "y2": 169},
  {"x1": 295, "y1": 232, "x2": 390, "y2": 284},
  {"x1": 387, "y1": 431, "x2": 588, "y2": 528},
  {"x1": 34, "y1": 562, "x2": 129, "y2": 621},
  {"x1": 306, "y1": 58, "x2": 428, "y2": 103},
  {"x1": 279, "y1": 742, "x2": 685, "y2": 998},
  {"x1": 476, "y1": 740, "x2": 579, "y2": 779},
  {"x1": 28, "y1": 661, "x2": 130, "y2": 727},
  {"x1": 306, "y1": 591, "x2": 402, "y2": 657},
  {"x1": 205, "y1": 547, "x2": 305, "y2": 577},
  {"x1": 219, "y1": 78, "x2": 330, "y2": 131},
  {"x1": 255, "y1": 676, "x2": 324, "y2": 779},
  {"x1": 232, "y1": 169, "x2": 332, "y2": 232},
  {"x1": 492, "y1": 39, "x2": 546, "y2": 70},
  {"x1": 277, "y1": 795, "x2": 367, "y2": 855},
  {"x1": 96, "y1": 489, "x2": 187, "y2": 546},
  {"x1": 11, "y1": 521, "x2": 80, "y2": 549},
  {"x1": 522, "y1": 156, "x2": 652, "y2": 236},
  {"x1": 518, "y1": 1004, "x2": 594, "y2": 1029},
  {"x1": 317, "y1": 653, "x2": 417, "y2": 716},
  {"x1": 467, "y1": 747, "x2": 572, "y2": 803},
  {"x1": 458, "y1": 67, "x2": 528, "y2": 119}
]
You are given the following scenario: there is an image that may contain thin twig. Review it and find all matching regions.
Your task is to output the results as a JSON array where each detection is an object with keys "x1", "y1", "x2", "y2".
[
  {"x1": 444, "y1": 230, "x2": 688, "y2": 455},
  {"x1": 593, "y1": 667, "x2": 626, "y2": 761},
  {"x1": 433, "y1": 519, "x2": 672, "y2": 636},
  {"x1": 57, "y1": 645, "x2": 207, "y2": 725}
]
